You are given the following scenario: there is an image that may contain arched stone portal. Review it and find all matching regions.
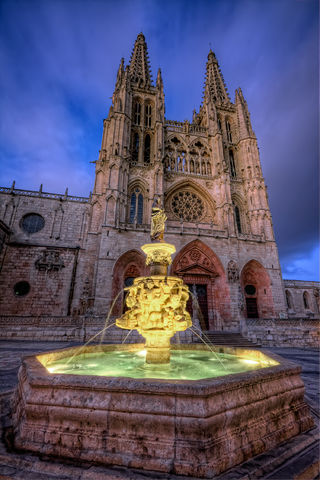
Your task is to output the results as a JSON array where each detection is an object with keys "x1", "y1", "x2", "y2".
[
  {"x1": 112, "y1": 250, "x2": 148, "y2": 315},
  {"x1": 171, "y1": 240, "x2": 230, "y2": 330},
  {"x1": 240, "y1": 260, "x2": 274, "y2": 318}
]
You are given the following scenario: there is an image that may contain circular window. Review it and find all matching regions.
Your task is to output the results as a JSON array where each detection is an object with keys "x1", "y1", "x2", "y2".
[
  {"x1": 124, "y1": 277, "x2": 135, "y2": 287},
  {"x1": 14, "y1": 281, "x2": 30, "y2": 297},
  {"x1": 21, "y1": 213, "x2": 45, "y2": 234},
  {"x1": 171, "y1": 191, "x2": 204, "y2": 222},
  {"x1": 245, "y1": 284, "x2": 256, "y2": 295}
]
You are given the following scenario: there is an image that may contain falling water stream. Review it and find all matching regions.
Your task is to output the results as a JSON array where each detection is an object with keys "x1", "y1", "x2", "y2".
[{"x1": 42, "y1": 281, "x2": 278, "y2": 380}]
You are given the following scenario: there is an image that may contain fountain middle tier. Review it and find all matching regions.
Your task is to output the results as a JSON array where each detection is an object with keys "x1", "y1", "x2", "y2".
[{"x1": 116, "y1": 275, "x2": 192, "y2": 364}]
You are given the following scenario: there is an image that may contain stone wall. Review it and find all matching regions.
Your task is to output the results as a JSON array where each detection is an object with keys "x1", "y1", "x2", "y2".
[
  {"x1": 246, "y1": 319, "x2": 320, "y2": 348},
  {"x1": 0, "y1": 315, "x2": 84, "y2": 341},
  {"x1": 0, "y1": 245, "x2": 79, "y2": 316},
  {"x1": 283, "y1": 280, "x2": 320, "y2": 319}
]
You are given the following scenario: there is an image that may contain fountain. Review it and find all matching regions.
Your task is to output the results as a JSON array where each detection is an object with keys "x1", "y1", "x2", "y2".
[{"x1": 11, "y1": 200, "x2": 314, "y2": 477}]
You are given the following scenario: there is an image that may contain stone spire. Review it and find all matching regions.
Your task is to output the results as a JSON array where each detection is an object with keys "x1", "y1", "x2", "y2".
[
  {"x1": 129, "y1": 33, "x2": 153, "y2": 88},
  {"x1": 204, "y1": 49, "x2": 230, "y2": 105},
  {"x1": 235, "y1": 87, "x2": 255, "y2": 139},
  {"x1": 115, "y1": 57, "x2": 124, "y2": 90},
  {"x1": 156, "y1": 68, "x2": 163, "y2": 91}
]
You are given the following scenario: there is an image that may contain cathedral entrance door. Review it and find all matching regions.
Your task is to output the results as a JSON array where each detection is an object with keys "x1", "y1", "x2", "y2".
[
  {"x1": 186, "y1": 284, "x2": 209, "y2": 330},
  {"x1": 246, "y1": 297, "x2": 258, "y2": 318}
]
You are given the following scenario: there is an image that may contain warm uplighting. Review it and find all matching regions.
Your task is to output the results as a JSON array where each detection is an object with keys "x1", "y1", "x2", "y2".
[
  {"x1": 141, "y1": 242, "x2": 176, "y2": 266},
  {"x1": 241, "y1": 358, "x2": 260, "y2": 365},
  {"x1": 116, "y1": 242, "x2": 191, "y2": 364},
  {"x1": 47, "y1": 366, "x2": 57, "y2": 373},
  {"x1": 137, "y1": 349, "x2": 147, "y2": 357}
]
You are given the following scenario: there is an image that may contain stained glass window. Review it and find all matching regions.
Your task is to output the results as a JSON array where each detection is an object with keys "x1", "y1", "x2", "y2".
[
  {"x1": 21, "y1": 213, "x2": 45, "y2": 234},
  {"x1": 171, "y1": 191, "x2": 204, "y2": 222},
  {"x1": 144, "y1": 134, "x2": 151, "y2": 164},
  {"x1": 234, "y1": 205, "x2": 242, "y2": 233},
  {"x1": 229, "y1": 150, "x2": 236, "y2": 178},
  {"x1": 129, "y1": 188, "x2": 143, "y2": 224},
  {"x1": 129, "y1": 193, "x2": 136, "y2": 223},
  {"x1": 145, "y1": 104, "x2": 152, "y2": 127},
  {"x1": 134, "y1": 102, "x2": 141, "y2": 125}
]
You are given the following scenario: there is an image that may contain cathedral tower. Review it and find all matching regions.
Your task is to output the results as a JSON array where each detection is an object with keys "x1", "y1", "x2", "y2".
[
  {"x1": 0, "y1": 33, "x2": 289, "y2": 332},
  {"x1": 85, "y1": 33, "x2": 286, "y2": 328}
]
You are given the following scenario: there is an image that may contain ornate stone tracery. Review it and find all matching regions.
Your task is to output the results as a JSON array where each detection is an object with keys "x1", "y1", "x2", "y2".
[{"x1": 171, "y1": 190, "x2": 204, "y2": 222}]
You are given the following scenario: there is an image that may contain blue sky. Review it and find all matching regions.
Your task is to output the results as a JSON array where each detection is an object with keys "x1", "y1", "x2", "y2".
[{"x1": 0, "y1": 0, "x2": 318, "y2": 280}]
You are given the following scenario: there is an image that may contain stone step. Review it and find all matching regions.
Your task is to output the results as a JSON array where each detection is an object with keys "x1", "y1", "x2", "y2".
[{"x1": 200, "y1": 331, "x2": 261, "y2": 347}]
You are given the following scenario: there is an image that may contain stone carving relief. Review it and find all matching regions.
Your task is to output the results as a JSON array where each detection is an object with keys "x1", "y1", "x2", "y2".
[
  {"x1": 145, "y1": 248, "x2": 172, "y2": 266},
  {"x1": 227, "y1": 260, "x2": 239, "y2": 283},
  {"x1": 35, "y1": 249, "x2": 65, "y2": 272},
  {"x1": 177, "y1": 248, "x2": 214, "y2": 274},
  {"x1": 189, "y1": 248, "x2": 201, "y2": 262}
]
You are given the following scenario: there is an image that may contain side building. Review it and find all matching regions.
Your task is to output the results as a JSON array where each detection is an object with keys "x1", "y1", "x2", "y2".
[{"x1": 0, "y1": 33, "x2": 319, "y2": 343}]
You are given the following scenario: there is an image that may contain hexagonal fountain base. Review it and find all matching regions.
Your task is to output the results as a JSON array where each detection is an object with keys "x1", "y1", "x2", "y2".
[{"x1": 12, "y1": 345, "x2": 314, "y2": 478}]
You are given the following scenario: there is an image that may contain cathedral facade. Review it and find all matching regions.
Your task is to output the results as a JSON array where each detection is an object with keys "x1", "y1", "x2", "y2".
[{"x1": 0, "y1": 34, "x2": 318, "y2": 337}]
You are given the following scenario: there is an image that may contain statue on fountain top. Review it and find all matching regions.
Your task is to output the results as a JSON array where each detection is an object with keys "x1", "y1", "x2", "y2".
[{"x1": 151, "y1": 196, "x2": 167, "y2": 242}]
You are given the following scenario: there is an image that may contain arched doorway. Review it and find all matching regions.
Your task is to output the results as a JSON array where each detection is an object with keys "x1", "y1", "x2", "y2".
[
  {"x1": 112, "y1": 250, "x2": 147, "y2": 315},
  {"x1": 171, "y1": 240, "x2": 230, "y2": 330},
  {"x1": 240, "y1": 260, "x2": 274, "y2": 318}
]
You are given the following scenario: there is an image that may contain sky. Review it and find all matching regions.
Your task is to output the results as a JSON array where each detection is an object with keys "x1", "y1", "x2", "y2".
[{"x1": 0, "y1": 0, "x2": 318, "y2": 281}]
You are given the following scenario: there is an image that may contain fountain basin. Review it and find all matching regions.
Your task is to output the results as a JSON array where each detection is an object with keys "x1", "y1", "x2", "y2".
[
  {"x1": 12, "y1": 344, "x2": 314, "y2": 478},
  {"x1": 37, "y1": 343, "x2": 278, "y2": 380}
]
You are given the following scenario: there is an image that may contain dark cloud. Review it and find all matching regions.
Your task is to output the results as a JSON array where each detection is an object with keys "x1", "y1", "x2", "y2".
[{"x1": 0, "y1": 0, "x2": 318, "y2": 280}]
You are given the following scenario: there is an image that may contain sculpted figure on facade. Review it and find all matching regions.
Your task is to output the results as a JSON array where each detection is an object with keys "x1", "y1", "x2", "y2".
[{"x1": 227, "y1": 260, "x2": 239, "y2": 283}]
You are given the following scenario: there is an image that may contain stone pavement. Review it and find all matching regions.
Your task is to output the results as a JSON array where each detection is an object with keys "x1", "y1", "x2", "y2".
[{"x1": 0, "y1": 340, "x2": 319, "y2": 479}]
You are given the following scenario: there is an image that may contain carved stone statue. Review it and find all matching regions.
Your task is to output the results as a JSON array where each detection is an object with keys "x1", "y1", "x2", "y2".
[
  {"x1": 227, "y1": 260, "x2": 239, "y2": 283},
  {"x1": 151, "y1": 196, "x2": 167, "y2": 242}
]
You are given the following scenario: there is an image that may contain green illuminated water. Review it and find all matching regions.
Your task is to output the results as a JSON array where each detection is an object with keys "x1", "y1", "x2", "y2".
[{"x1": 45, "y1": 349, "x2": 276, "y2": 380}]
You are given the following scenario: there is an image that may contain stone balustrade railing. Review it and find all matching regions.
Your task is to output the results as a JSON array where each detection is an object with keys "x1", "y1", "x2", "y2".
[
  {"x1": 0, "y1": 186, "x2": 89, "y2": 203},
  {"x1": 165, "y1": 120, "x2": 207, "y2": 135}
]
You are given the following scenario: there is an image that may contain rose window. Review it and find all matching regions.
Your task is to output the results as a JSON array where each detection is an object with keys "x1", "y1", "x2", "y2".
[{"x1": 171, "y1": 191, "x2": 204, "y2": 222}]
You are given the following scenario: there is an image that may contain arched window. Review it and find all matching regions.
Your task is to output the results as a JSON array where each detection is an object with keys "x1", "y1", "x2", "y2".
[
  {"x1": 229, "y1": 150, "x2": 236, "y2": 178},
  {"x1": 133, "y1": 102, "x2": 141, "y2": 125},
  {"x1": 226, "y1": 120, "x2": 232, "y2": 142},
  {"x1": 145, "y1": 104, "x2": 152, "y2": 127},
  {"x1": 129, "y1": 188, "x2": 143, "y2": 224},
  {"x1": 234, "y1": 204, "x2": 242, "y2": 233},
  {"x1": 144, "y1": 134, "x2": 151, "y2": 164},
  {"x1": 285, "y1": 290, "x2": 293, "y2": 309},
  {"x1": 217, "y1": 117, "x2": 222, "y2": 131},
  {"x1": 129, "y1": 192, "x2": 136, "y2": 223},
  {"x1": 132, "y1": 132, "x2": 139, "y2": 164},
  {"x1": 303, "y1": 291, "x2": 310, "y2": 309}
]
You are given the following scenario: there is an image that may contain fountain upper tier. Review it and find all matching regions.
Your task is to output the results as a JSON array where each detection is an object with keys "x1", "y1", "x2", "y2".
[
  {"x1": 116, "y1": 274, "x2": 191, "y2": 363},
  {"x1": 116, "y1": 239, "x2": 192, "y2": 363}
]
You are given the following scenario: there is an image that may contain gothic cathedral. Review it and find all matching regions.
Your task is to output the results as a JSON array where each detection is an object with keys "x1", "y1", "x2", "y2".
[
  {"x1": 88, "y1": 32, "x2": 286, "y2": 330},
  {"x1": 0, "y1": 33, "x2": 293, "y2": 336}
]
